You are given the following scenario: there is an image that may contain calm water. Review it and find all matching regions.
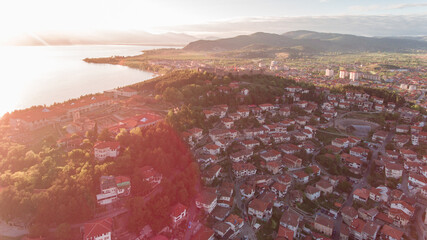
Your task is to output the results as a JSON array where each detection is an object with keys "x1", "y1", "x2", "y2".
[{"x1": 0, "y1": 45, "x2": 170, "y2": 117}]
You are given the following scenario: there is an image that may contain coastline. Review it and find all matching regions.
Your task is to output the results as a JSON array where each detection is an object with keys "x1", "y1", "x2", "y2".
[{"x1": 1, "y1": 45, "x2": 165, "y2": 118}]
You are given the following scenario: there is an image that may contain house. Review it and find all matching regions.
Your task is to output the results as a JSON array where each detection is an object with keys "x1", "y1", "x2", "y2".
[
  {"x1": 362, "y1": 221, "x2": 381, "y2": 240},
  {"x1": 140, "y1": 166, "x2": 162, "y2": 187},
  {"x1": 214, "y1": 139, "x2": 231, "y2": 152},
  {"x1": 340, "y1": 225, "x2": 351, "y2": 240},
  {"x1": 369, "y1": 187, "x2": 389, "y2": 202},
  {"x1": 209, "y1": 129, "x2": 238, "y2": 141},
  {"x1": 221, "y1": 118, "x2": 234, "y2": 129},
  {"x1": 259, "y1": 103, "x2": 275, "y2": 112},
  {"x1": 388, "y1": 208, "x2": 410, "y2": 227},
  {"x1": 293, "y1": 171, "x2": 309, "y2": 184},
  {"x1": 266, "y1": 161, "x2": 282, "y2": 175},
  {"x1": 218, "y1": 185, "x2": 234, "y2": 208},
  {"x1": 393, "y1": 135, "x2": 410, "y2": 147},
  {"x1": 332, "y1": 138, "x2": 349, "y2": 148},
  {"x1": 308, "y1": 165, "x2": 321, "y2": 176},
  {"x1": 170, "y1": 203, "x2": 187, "y2": 227},
  {"x1": 341, "y1": 206, "x2": 358, "y2": 225},
  {"x1": 83, "y1": 218, "x2": 112, "y2": 240},
  {"x1": 358, "y1": 208, "x2": 379, "y2": 222},
  {"x1": 279, "y1": 107, "x2": 291, "y2": 117},
  {"x1": 260, "y1": 149, "x2": 282, "y2": 162},
  {"x1": 277, "y1": 174, "x2": 293, "y2": 188},
  {"x1": 396, "y1": 125, "x2": 409, "y2": 133},
  {"x1": 293, "y1": 132, "x2": 307, "y2": 142},
  {"x1": 314, "y1": 215, "x2": 334, "y2": 236},
  {"x1": 400, "y1": 149, "x2": 417, "y2": 161},
  {"x1": 197, "y1": 154, "x2": 218, "y2": 167},
  {"x1": 353, "y1": 188, "x2": 370, "y2": 202},
  {"x1": 277, "y1": 226, "x2": 295, "y2": 240},
  {"x1": 385, "y1": 163, "x2": 404, "y2": 179},
  {"x1": 241, "y1": 139, "x2": 260, "y2": 149},
  {"x1": 96, "y1": 177, "x2": 118, "y2": 206},
  {"x1": 97, "y1": 175, "x2": 131, "y2": 205},
  {"x1": 380, "y1": 225, "x2": 403, "y2": 240},
  {"x1": 230, "y1": 149, "x2": 253, "y2": 162},
  {"x1": 188, "y1": 127, "x2": 203, "y2": 141},
  {"x1": 211, "y1": 206, "x2": 230, "y2": 221},
  {"x1": 228, "y1": 112, "x2": 241, "y2": 121},
  {"x1": 341, "y1": 154, "x2": 363, "y2": 173},
  {"x1": 94, "y1": 141, "x2": 120, "y2": 161},
  {"x1": 192, "y1": 225, "x2": 215, "y2": 240},
  {"x1": 248, "y1": 198, "x2": 272, "y2": 221},
  {"x1": 326, "y1": 145, "x2": 342, "y2": 154},
  {"x1": 390, "y1": 200, "x2": 414, "y2": 217},
  {"x1": 202, "y1": 165, "x2": 222, "y2": 184},
  {"x1": 271, "y1": 182, "x2": 288, "y2": 197},
  {"x1": 349, "y1": 147, "x2": 370, "y2": 161},
  {"x1": 241, "y1": 88, "x2": 249, "y2": 95},
  {"x1": 289, "y1": 190, "x2": 303, "y2": 204},
  {"x1": 350, "y1": 218, "x2": 366, "y2": 240},
  {"x1": 316, "y1": 180, "x2": 333, "y2": 194},
  {"x1": 225, "y1": 214, "x2": 244, "y2": 234},
  {"x1": 405, "y1": 160, "x2": 422, "y2": 173},
  {"x1": 408, "y1": 172, "x2": 427, "y2": 187},
  {"x1": 386, "y1": 150, "x2": 399, "y2": 160},
  {"x1": 279, "y1": 144, "x2": 300, "y2": 154},
  {"x1": 232, "y1": 162, "x2": 257, "y2": 178},
  {"x1": 195, "y1": 191, "x2": 217, "y2": 213},
  {"x1": 115, "y1": 176, "x2": 131, "y2": 196},
  {"x1": 240, "y1": 184, "x2": 255, "y2": 199},
  {"x1": 237, "y1": 108, "x2": 250, "y2": 118},
  {"x1": 203, "y1": 144, "x2": 220, "y2": 155},
  {"x1": 282, "y1": 154, "x2": 302, "y2": 169},
  {"x1": 390, "y1": 189, "x2": 404, "y2": 201},
  {"x1": 280, "y1": 209, "x2": 302, "y2": 238},
  {"x1": 272, "y1": 133, "x2": 291, "y2": 143},
  {"x1": 372, "y1": 131, "x2": 388, "y2": 142},
  {"x1": 212, "y1": 222, "x2": 231, "y2": 238},
  {"x1": 305, "y1": 186, "x2": 321, "y2": 200},
  {"x1": 243, "y1": 128, "x2": 265, "y2": 138}
]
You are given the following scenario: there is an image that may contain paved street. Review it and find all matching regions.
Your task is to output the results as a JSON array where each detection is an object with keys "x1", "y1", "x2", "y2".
[{"x1": 332, "y1": 130, "x2": 393, "y2": 239}]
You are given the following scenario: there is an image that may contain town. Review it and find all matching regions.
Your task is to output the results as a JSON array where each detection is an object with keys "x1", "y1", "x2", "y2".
[{"x1": 0, "y1": 61, "x2": 426, "y2": 240}]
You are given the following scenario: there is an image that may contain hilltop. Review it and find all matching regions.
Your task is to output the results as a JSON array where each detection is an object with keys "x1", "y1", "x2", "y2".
[{"x1": 184, "y1": 30, "x2": 427, "y2": 53}]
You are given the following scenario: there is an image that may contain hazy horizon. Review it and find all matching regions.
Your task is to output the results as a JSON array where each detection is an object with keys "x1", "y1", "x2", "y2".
[{"x1": 1, "y1": 0, "x2": 426, "y2": 46}]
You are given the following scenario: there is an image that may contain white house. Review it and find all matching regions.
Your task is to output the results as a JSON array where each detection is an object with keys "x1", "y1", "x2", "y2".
[{"x1": 94, "y1": 141, "x2": 120, "y2": 161}]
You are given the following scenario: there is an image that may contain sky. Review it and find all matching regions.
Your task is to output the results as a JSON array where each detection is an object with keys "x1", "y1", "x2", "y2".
[{"x1": 1, "y1": 0, "x2": 426, "y2": 44}]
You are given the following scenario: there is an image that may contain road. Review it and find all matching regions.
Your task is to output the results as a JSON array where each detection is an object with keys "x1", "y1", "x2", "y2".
[
  {"x1": 332, "y1": 130, "x2": 393, "y2": 239},
  {"x1": 415, "y1": 205, "x2": 427, "y2": 240}
]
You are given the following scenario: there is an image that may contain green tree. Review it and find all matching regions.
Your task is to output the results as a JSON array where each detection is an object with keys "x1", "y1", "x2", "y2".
[{"x1": 55, "y1": 223, "x2": 72, "y2": 240}]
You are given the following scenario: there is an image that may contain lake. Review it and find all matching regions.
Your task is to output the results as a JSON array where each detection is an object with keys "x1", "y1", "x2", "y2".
[{"x1": 0, "y1": 45, "x2": 171, "y2": 117}]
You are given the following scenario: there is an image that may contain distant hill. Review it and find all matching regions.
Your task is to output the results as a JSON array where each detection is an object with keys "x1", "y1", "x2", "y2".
[{"x1": 184, "y1": 30, "x2": 427, "y2": 53}]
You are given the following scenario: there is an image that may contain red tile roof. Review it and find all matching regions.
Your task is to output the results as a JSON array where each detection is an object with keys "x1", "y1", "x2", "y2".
[
  {"x1": 381, "y1": 225, "x2": 404, "y2": 239},
  {"x1": 171, "y1": 203, "x2": 187, "y2": 218},
  {"x1": 84, "y1": 218, "x2": 112, "y2": 239}
]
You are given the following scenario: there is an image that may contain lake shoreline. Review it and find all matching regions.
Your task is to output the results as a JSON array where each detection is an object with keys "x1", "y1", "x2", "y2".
[{"x1": 0, "y1": 45, "x2": 167, "y2": 118}]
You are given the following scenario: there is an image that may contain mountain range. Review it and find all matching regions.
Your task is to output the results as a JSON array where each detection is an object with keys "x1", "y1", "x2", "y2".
[{"x1": 184, "y1": 30, "x2": 427, "y2": 53}]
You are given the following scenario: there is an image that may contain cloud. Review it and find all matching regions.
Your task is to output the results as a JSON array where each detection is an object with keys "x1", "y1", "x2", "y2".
[
  {"x1": 388, "y1": 3, "x2": 427, "y2": 9},
  {"x1": 160, "y1": 15, "x2": 427, "y2": 38},
  {"x1": 349, "y1": 2, "x2": 427, "y2": 12},
  {"x1": 349, "y1": 5, "x2": 381, "y2": 12}
]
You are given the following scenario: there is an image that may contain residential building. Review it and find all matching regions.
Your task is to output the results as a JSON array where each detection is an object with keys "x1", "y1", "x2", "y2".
[{"x1": 94, "y1": 141, "x2": 120, "y2": 161}]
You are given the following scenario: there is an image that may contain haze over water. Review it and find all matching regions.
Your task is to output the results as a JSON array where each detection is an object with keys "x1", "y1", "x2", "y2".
[{"x1": 0, "y1": 45, "x2": 167, "y2": 117}]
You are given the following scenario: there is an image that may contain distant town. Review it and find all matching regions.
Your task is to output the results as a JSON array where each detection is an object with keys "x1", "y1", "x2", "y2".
[{"x1": 1, "y1": 50, "x2": 427, "y2": 240}]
